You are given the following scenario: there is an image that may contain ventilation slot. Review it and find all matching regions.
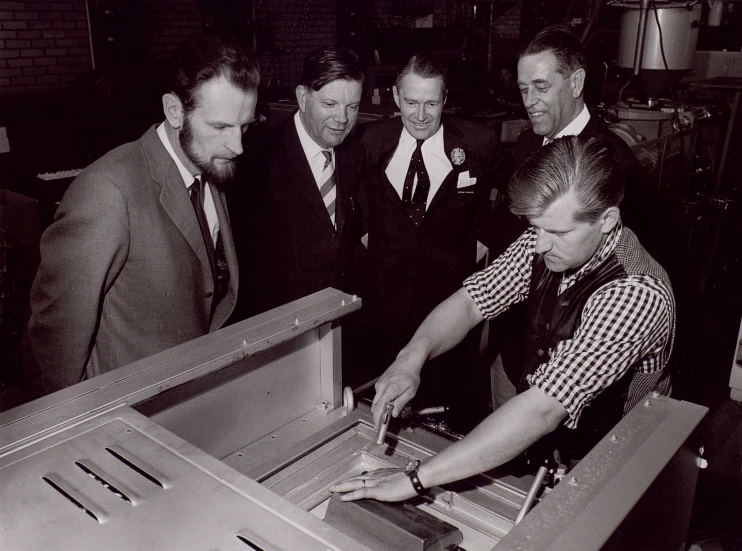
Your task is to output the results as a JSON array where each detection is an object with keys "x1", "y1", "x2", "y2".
[
  {"x1": 75, "y1": 461, "x2": 133, "y2": 504},
  {"x1": 236, "y1": 535, "x2": 266, "y2": 550},
  {"x1": 43, "y1": 476, "x2": 102, "y2": 523},
  {"x1": 105, "y1": 447, "x2": 167, "y2": 488}
]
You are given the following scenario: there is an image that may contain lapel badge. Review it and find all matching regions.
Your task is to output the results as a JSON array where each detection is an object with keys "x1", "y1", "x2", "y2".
[{"x1": 450, "y1": 148, "x2": 465, "y2": 166}]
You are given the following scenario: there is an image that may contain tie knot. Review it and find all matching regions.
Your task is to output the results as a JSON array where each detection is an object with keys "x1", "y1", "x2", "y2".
[
  {"x1": 415, "y1": 139, "x2": 425, "y2": 151},
  {"x1": 191, "y1": 175, "x2": 202, "y2": 191},
  {"x1": 321, "y1": 150, "x2": 333, "y2": 169}
]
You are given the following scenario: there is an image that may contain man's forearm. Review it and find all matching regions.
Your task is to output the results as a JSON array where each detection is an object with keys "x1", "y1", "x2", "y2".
[
  {"x1": 403, "y1": 287, "x2": 483, "y2": 364},
  {"x1": 416, "y1": 388, "x2": 568, "y2": 488}
]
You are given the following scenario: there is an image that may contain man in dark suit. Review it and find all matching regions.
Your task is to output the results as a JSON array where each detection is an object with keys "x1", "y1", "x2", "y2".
[
  {"x1": 28, "y1": 35, "x2": 260, "y2": 393},
  {"x1": 488, "y1": 25, "x2": 658, "y2": 409},
  {"x1": 358, "y1": 55, "x2": 500, "y2": 415},
  {"x1": 230, "y1": 47, "x2": 364, "y2": 319},
  {"x1": 514, "y1": 24, "x2": 651, "y2": 239}
]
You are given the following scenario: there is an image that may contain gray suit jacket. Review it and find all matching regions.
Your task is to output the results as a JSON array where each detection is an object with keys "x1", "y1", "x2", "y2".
[{"x1": 28, "y1": 125, "x2": 238, "y2": 392}]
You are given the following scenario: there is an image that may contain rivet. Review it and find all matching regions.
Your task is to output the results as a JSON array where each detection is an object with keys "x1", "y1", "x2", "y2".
[
  {"x1": 241, "y1": 340, "x2": 248, "y2": 347},
  {"x1": 611, "y1": 434, "x2": 618, "y2": 443},
  {"x1": 352, "y1": 294, "x2": 358, "y2": 301},
  {"x1": 341, "y1": 299, "x2": 346, "y2": 306},
  {"x1": 644, "y1": 399, "x2": 652, "y2": 407},
  {"x1": 568, "y1": 477, "x2": 578, "y2": 485},
  {"x1": 651, "y1": 390, "x2": 660, "y2": 398},
  {"x1": 294, "y1": 318, "x2": 299, "y2": 326}
]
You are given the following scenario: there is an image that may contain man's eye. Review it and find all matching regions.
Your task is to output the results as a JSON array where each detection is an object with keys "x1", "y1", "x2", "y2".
[
  {"x1": 349, "y1": 104, "x2": 359, "y2": 111},
  {"x1": 519, "y1": 88, "x2": 528, "y2": 95},
  {"x1": 536, "y1": 87, "x2": 550, "y2": 93}
]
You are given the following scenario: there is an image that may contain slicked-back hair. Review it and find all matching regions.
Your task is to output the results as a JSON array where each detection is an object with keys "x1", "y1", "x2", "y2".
[
  {"x1": 509, "y1": 135, "x2": 625, "y2": 223},
  {"x1": 395, "y1": 54, "x2": 448, "y2": 97},
  {"x1": 521, "y1": 24, "x2": 586, "y2": 78},
  {"x1": 300, "y1": 46, "x2": 364, "y2": 91},
  {"x1": 167, "y1": 34, "x2": 260, "y2": 114}
]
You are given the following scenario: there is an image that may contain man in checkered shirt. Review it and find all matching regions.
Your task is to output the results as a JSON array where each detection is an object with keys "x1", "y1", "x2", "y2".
[{"x1": 330, "y1": 134, "x2": 674, "y2": 503}]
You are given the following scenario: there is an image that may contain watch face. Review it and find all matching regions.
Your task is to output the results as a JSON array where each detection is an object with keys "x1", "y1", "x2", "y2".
[{"x1": 405, "y1": 459, "x2": 421, "y2": 474}]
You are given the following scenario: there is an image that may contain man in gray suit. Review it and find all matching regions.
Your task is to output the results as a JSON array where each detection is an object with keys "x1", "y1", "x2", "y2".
[{"x1": 28, "y1": 35, "x2": 260, "y2": 393}]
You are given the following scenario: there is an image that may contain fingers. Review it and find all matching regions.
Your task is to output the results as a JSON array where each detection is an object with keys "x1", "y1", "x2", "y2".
[{"x1": 329, "y1": 476, "x2": 372, "y2": 502}]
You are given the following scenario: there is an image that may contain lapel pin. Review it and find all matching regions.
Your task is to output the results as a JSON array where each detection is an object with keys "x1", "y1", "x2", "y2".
[{"x1": 451, "y1": 148, "x2": 465, "y2": 166}]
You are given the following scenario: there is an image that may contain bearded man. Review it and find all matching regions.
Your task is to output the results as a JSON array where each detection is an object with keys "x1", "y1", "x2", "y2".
[{"x1": 28, "y1": 35, "x2": 260, "y2": 393}]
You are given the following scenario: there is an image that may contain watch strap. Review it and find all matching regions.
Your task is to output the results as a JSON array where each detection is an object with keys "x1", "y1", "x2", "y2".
[{"x1": 405, "y1": 461, "x2": 427, "y2": 495}]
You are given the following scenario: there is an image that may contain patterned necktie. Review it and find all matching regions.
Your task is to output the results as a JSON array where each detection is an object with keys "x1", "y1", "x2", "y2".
[
  {"x1": 190, "y1": 176, "x2": 216, "y2": 280},
  {"x1": 401, "y1": 139, "x2": 430, "y2": 227},
  {"x1": 320, "y1": 150, "x2": 336, "y2": 229}
]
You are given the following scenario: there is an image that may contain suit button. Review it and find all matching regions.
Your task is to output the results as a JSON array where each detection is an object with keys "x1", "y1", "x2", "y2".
[
  {"x1": 537, "y1": 348, "x2": 544, "y2": 357},
  {"x1": 205, "y1": 292, "x2": 213, "y2": 298},
  {"x1": 545, "y1": 322, "x2": 550, "y2": 330}
]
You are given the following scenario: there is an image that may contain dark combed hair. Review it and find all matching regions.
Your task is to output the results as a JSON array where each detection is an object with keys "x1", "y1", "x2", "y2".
[
  {"x1": 521, "y1": 24, "x2": 586, "y2": 77},
  {"x1": 509, "y1": 135, "x2": 625, "y2": 223},
  {"x1": 395, "y1": 54, "x2": 448, "y2": 96},
  {"x1": 300, "y1": 46, "x2": 364, "y2": 91},
  {"x1": 167, "y1": 34, "x2": 261, "y2": 113}
]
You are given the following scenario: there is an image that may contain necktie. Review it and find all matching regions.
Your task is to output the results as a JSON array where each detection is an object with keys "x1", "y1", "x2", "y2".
[
  {"x1": 320, "y1": 150, "x2": 336, "y2": 229},
  {"x1": 401, "y1": 139, "x2": 430, "y2": 227},
  {"x1": 190, "y1": 176, "x2": 216, "y2": 280}
]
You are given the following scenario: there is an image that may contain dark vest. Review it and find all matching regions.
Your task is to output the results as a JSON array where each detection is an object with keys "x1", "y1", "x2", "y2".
[{"x1": 516, "y1": 252, "x2": 633, "y2": 462}]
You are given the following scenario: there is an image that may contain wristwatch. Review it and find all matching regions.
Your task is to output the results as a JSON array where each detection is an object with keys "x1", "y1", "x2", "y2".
[{"x1": 404, "y1": 459, "x2": 427, "y2": 495}]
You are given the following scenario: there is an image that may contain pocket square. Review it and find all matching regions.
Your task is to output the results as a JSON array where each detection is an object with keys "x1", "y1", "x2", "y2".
[{"x1": 457, "y1": 177, "x2": 477, "y2": 188}]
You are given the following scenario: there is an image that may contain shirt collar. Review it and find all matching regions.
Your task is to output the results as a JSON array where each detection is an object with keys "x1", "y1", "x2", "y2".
[
  {"x1": 562, "y1": 219, "x2": 623, "y2": 287},
  {"x1": 157, "y1": 122, "x2": 200, "y2": 188},
  {"x1": 399, "y1": 122, "x2": 444, "y2": 153},
  {"x1": 544, "y1": 104, "x2": 591, "y2": 145},
  {"x1": 294, "y1": 110, "x2": 330, "y2": 160}
]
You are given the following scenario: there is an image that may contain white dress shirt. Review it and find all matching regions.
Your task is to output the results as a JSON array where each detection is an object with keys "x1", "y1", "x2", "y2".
[
  {"x1": 157, "y1": 123, "x2": 219, "y2": 246},
  {"x1": 294, "y1": 111, "x2": 334, "y2": 188},
  {"x1": 542, "y1": 104, "x2": 591, "y2": 145},
  {"x1": 385, "y1": 124, "x2": 452, "y2": 210}
]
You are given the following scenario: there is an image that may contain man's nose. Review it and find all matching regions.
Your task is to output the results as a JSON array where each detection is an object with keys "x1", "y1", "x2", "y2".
[
  {"x1": 415, "y1": 104, "x2": 426, "y2": 121},
  {"x1": 225, "y1": 129, "x2": 243, "y2": 156},
  {"x1": 534, "y1": 230, "x2": 552, "y2": 254},
  {"x1": 524, "y1": 89, "x2": 537, "y2": 108},
  {"x1": 333, "y1": 107, "x2": 349, "y2": 124}
]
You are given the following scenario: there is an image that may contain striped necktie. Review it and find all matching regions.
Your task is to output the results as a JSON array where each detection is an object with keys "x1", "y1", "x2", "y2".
[
  {"x1": 320, "y1": 150, "x2": 336, "y2": 229},
  {"x1": 190, "y1": 176, "x2": 216, "y2": 280}
]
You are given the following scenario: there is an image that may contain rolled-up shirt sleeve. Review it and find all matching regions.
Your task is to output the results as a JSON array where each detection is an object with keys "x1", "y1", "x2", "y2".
[
  {"x1": 463, "y1": 227, "x2": 536, "y2": 319},
  {"x1": 527, "y1": 275, "x2": 673, "y2": 428}
]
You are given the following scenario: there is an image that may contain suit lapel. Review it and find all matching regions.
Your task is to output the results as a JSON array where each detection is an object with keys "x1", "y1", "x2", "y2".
[
  {"x1": 142, "y1": 125, "x2": 213, "y2": 287},
  {"x1": 427, "y1": 118, "x2": 466, "y2": 213}
]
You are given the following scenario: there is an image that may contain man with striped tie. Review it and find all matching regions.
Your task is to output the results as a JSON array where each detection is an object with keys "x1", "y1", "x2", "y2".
[{"x1": 229, "y1": 47, "x2": 364, "y2": 319}]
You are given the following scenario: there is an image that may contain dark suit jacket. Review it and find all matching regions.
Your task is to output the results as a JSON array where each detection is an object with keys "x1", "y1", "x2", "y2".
[
  {"x1": 28, "y1": 125, "x2": 238, "y2": 392},
  {"x1": 513, "y1": 114, "x2": 654, "y2": 246},
  {"x1": 230, "y1": 115, "x2": 363, "y2": 318},
  {"x1": 358, "y1": 116, "x2": 500, "y2": 338}
]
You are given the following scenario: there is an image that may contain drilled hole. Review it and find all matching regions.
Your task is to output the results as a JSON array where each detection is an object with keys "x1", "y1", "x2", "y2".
[
  {"x1": 105, "y1": 447, "x2": 164, "y2": 488},
  {"x1": 236, "y1": 535, "x2": 265, "y2": 550},
  {"x1": 43, "y1": 476, "x2": 100, "y2": 523},
  {"x1": 75, "y1": 462, "x2": 132, "y2": 503}
]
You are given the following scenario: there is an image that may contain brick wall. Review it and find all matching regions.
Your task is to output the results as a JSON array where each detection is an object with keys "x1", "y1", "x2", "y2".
[
  {"x1": 0, "y1": 0, "x2": 203, "y2": 97},
  {"x1": 256, "y1": 0, "x2": 337, "y2": 96},
  {"x1": 142, "y1": 0, "x2": 201, "y2": 63},
  {"x1": 0, "y1": 0, "x2": 92, "y2": 95}
]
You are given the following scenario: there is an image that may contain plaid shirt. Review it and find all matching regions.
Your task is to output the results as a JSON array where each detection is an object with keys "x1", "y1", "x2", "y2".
[{"x1": 464, "y1": 222, "x2": 675, "y2": 427}]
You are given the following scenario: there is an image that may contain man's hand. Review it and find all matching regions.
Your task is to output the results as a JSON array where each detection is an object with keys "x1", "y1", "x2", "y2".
[
  {"x1": 329, "y1": 468, "x2": 417, "y2": 503},
  {"x1": 371, "y1": 344, "x2": 428, "y2": 427}
]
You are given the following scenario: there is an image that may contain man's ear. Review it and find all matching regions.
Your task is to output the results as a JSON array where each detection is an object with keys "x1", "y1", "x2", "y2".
[
  {"x1": 296, "y1": 85, "x2": 308, "y2": 112},
  {"x1": 599, "y1": 206, "x2": 621, "y2": 234},
  {"x1": 163, "y1": 93, "x2": 185, "y2": 129},
  {"x1": 392, "y1": 85, "x2": 400, "y2": 108},
  {"x1": 570, "y1": 68, "x2": 586, "y2": 98}
]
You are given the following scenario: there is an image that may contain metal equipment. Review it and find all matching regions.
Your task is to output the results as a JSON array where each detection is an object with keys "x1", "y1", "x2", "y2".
[{"x1": 0, "y1": 288, "x2": 708, "y2": 550}]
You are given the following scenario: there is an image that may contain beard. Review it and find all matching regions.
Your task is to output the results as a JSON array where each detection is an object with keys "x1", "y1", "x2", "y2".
[{"x1": 179, "y1": 115, "x2": 237, "y2": 188}]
